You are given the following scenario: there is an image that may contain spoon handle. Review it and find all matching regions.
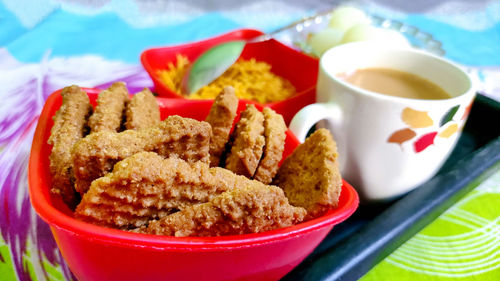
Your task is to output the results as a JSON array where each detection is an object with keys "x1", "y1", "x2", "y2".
[{"x1": 248, "y1": 9, "x2": 335, "y2": 43}]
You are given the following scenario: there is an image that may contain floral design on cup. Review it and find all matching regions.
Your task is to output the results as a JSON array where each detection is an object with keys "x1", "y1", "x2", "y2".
[
  {"x1": 401, "y1": 108, "x2": 434, "y2": 128},
  {"x1": 414, "y1": 132, "x2": 438, "y2": 153},
  {"x1": 440, "y1": 105, "x2": 459, "y2": 126},
  {"x1": 438, "y1": 123, "x2": 459, "y2": 138},
  {"x1": 387, "y1": 104, "x2": 467, "y2": 153},
  {"x1": 461, "y1": 101, "x2": 474, "y2": 120},
  {"x1": 387, "y1": 128, "x2": 417, "y2": 146}
]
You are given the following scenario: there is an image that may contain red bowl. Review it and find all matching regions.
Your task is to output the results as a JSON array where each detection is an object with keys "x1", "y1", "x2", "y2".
[
  {"x1": 29, "y1": 88, "x2": 358, "y2": 281},
  {"x1": 140, "y1": 28, "x2": 319, "y2": 125}
]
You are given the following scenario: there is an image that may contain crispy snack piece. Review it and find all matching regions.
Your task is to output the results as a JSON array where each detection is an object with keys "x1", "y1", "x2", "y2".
[
  {"x1": 48, "y1": 85, "x2": 92, "y2": 208},
  {"x1": 205, "y1": 86, "x2": 238, "y2": 167},
  {"x1": 75, "y1": 152, "x2": 270, "y2": 228},
  {"x1": 125, "y1": 88, "x2": 160, "y2": 130},
  {"x1": 225, "y1": 104, "x2": 265, "y2": 177},
  {"x1": 72, "y1": 116, "x2": 211, "y2": 195},
  {"x1": 88, "y1": 82, "x2": 130, "y2": 133},
  {"x1": 253, "y1": 107, "x2": 287, "y2": 184},
  {"x1": 139, "y1": 180, "x2": 307, "y2": 237},
  {"x1": 273, "y1": 129, "x2": 342, "y2": 219}
]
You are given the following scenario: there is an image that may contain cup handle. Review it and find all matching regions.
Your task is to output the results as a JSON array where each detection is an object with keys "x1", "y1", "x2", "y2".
[{"x1": 289, "y1": 103, "x2": 342, "y2": 142}]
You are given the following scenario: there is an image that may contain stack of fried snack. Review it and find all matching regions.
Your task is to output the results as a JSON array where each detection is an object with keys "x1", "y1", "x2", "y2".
[{"x1": 48, "y1": 82, "x2": 342, "y2": 237}]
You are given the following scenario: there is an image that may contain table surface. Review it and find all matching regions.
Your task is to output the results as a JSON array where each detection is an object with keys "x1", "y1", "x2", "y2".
[{"x1": 0, "y1": 1, "x2": 499, "y2": 280}]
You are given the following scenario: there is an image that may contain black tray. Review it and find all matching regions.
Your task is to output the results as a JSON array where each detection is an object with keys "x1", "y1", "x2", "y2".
[{"x1": 283, "y1": 94, "x2": 500, "y2": 281}]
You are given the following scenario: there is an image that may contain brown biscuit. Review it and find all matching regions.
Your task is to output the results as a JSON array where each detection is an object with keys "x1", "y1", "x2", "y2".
[
  {"x1": 205, "y1": 86, "x2": 238, "y2": 167},
  {"x1": 48, "y1": 85, "x2": 92, "y2": 208},
  {"x1": 88, "y1": 82, "x2": 130, "y2": 133},
  {"x1": 72, "y1": 115, "x2": 211, "y2": 195},
  {"x1": 253, "y1": 107, "x2": 287, "y2": 184},
  {"x1": 273, "y1": 129, "x2": 342, "y2": 219},
  {"x1": 138, "y1": 180, "x2": 306, "y2": 237},
  {"x1": 125, "y1": 88, "x2": 160, "y2": 130},
  {"x1": 75, "y1": 152, "x2": 270, "y2": 229},
  {"x1": 225, "y1": 104, "x2": 265, "y2": 178}
]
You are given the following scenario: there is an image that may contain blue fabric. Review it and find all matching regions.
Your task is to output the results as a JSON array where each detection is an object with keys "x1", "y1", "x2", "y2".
[
  {"x1": 405, "y1": 14, "x2": 500, "y2": 66},
  {"x1": 0, "y1": 4, "x2": 27, "y2": 46},
  {"x1": 2, "y1": 9, "x2": 241, "y2": 63},
  {"x1": 1, "y1": 2, "x2": 499, "y2": 66}
]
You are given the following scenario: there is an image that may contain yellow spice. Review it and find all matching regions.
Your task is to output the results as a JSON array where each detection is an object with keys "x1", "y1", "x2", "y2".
[{"x1": 157, "y1": 54, "x2": 296, "y2": 104}]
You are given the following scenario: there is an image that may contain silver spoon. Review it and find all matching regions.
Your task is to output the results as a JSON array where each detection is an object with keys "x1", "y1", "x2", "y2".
[{"x1": 180, "y1": 13, "x2": 327, "y2": 96}]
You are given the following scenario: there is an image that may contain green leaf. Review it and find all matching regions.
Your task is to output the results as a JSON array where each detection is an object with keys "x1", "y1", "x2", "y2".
[
  {"x1": 186, "y1": 40, "x2": 246, "y2": 94},
  {"x1": 440, "y1": 105, "x2": 459, "y2": 127}
]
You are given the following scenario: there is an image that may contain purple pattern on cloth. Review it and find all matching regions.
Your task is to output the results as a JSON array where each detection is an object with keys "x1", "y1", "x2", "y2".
[
  {"x1": 0, "y1": 78, "x2": 46, "y2": 145},
  {"x1": 0, "y1": 124, "x2": 41, "y2": 281},
  {"x1": 0, "y1": 55, "x2": 152, "y2": 281}
]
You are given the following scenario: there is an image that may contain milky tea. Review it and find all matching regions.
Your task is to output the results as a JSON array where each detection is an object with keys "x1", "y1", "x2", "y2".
[{"x1": 340, "y1": 67, "x2": 451, "y2": 100}]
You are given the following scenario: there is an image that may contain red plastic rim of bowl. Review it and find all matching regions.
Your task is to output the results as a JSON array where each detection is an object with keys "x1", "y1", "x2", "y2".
[
  {"x1": 29, "y1": 88, "x2": 359, "y2": 252},
  {"x1": 141, "y1": 28, "x2": 264, "y2": 99},
  {"x1": 140, "y1": 28, "x2": 319, "y2": 105}
]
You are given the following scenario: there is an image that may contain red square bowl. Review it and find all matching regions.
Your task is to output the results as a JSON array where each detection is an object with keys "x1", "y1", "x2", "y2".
[
  {"x1": 140, "y1": 28, "x2": 319, "y2": 124},
  {"x1": 29, "y1": 88, "x2": 358, "y2": 281}
]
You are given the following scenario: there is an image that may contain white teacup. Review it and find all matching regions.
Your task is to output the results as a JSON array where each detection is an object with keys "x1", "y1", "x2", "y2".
[{"x1": 289, "y1": 42, "x2": 476, "y2": 201}]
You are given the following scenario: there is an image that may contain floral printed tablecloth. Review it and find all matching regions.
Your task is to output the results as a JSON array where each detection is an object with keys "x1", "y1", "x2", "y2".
[{"x1": 1, "y1": 1, "x2": 499, "y2": 280}]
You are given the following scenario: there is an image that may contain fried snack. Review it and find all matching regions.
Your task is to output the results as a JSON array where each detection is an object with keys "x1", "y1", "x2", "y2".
[
  {"x1": 125, "y1": 88, "x2": 160, "y2": 130},
  {"x1": 225, "y1": 105, "x2": 265, "y2": 177},
  {"x1": 158, "y1": 55, "x2": 296, "y2": 103},
  {"x1": 72, "y1": 116, "x2": 211, "y2": 195},
  {"x1": 48, "y1": 85, "x2": 92, "y2": 208},
  {"x1": 205, "y1": 86, "x2": 238, "y2": 167},
  {"x1": 273, "y1": 129, "x2": 342, "y2": 219},
  {"x1": 253, "y1": 107, "x2": 287, "y2": 184},
  {"x1": 139, "y1": 181, "x2": 307, "y2": 237},
  {"x1": 75, "y1": 152, "x2": 274, "y2": 228},
  {"x1": 88, "y1": 82, "x2": 129, "y2": 133}
]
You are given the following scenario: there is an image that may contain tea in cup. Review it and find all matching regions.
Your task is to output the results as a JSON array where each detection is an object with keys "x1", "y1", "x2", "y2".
[{"x1": 289, "y1": 42, "x2": 476, "y2": 201}]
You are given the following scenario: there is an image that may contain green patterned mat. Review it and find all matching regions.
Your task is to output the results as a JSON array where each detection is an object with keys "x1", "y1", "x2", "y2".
[
  {"x1": 362, "y1": 168, "x2": 500, "y2": 280},
  {"x1": 0, "y1": 238, "x2": 65, "y2": 281}
]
